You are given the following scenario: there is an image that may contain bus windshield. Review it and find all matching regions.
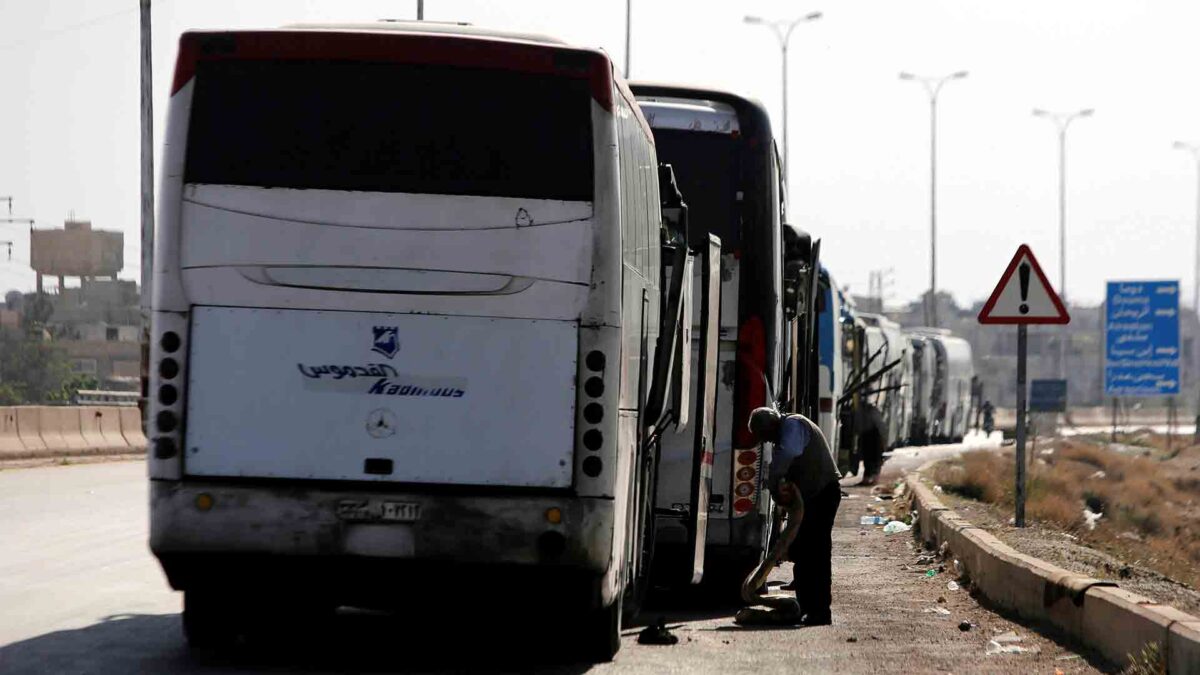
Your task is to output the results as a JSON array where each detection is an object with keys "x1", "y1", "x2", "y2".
[{"x1": 184, "y1": 60, "x2": 594, "y2": 201}]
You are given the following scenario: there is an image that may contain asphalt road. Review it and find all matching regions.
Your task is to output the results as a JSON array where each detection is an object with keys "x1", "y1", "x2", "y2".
[{"x1": 0, "y1": 450, "x2": 1109, "y2": 674}]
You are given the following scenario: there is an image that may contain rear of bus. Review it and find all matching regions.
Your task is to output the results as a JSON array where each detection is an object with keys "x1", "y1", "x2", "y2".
[
  {"x1": 816, "y1": 268, "x2": 843, "y2": 453},
  {"x1": 631, "y1": 87, "x2": 785, "y2": 580},
  {"x1": 146, "y1": 25, "x2": 638, "y2": 636}
]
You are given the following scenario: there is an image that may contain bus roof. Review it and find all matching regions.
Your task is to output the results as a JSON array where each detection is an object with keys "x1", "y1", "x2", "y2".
[
  {"x1": 171, "y1": 26, "x2": 626, "y2": 116},
  {"x1": 281, "y1": 21, "x2": 568, "y2": 47},
  {"x1": 630, "y1": 83, "x2": 772, "y2": 133}
]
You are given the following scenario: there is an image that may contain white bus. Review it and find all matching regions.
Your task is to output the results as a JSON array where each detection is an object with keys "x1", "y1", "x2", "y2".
[
  {"x1": 146, "y1": 23, "x2": 714, "y2": 660},
  {"x1": 632, "y1": 86, "x2": 821, "y2": 588}
]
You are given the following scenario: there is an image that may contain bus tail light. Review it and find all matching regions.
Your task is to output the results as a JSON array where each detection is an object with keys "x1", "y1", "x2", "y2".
[
  {"x1": 731, "y1": 315, "x2": 766, "y2": 519},
  {"x1": 733, "y1": 316, "x2": 766, "y2": 449},
  {"x1": 732, "y1": 433, "x2": 761, "y2": 519},
  {"x1": 575, "y1": 327, "x2": 619, "y2": 497},
  {"x1": 148, "y1": 311, "x2": 188, "y2": 480}
]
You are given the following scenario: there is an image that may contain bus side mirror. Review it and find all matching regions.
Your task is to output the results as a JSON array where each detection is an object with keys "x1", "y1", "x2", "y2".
[
  {"x1": 782, "y1": 223, "x2": 812, "y2": 320},
  {"x1": 658, "y1": 163, "x2": 689, "y2": 245}
]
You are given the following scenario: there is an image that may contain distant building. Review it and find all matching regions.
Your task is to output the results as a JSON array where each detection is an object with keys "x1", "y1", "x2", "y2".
[
  {"x1": 30, "y1": 218, "x2": 122, "y2": 293},
  {"x1": 22, "y1": 218, "x2": 139, "y2": 390}
]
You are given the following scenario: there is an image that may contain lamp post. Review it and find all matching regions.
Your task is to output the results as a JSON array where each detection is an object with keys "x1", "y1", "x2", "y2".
[
  {"x1": 624, "y1": 0, "x2": 632, "y2": 77},
  {"x1": 743, "y1": 11, "x2": 822, "y2": 181},
  {"x1": 1033, "y1": 107, "x2": 1093, "y2": 378},
  {"x1": 1174, "y1": 141, "x2": 1200, "y2": 316},
  {"x1": 899, "y1": 71, "x2": 968, "y2": 327}
]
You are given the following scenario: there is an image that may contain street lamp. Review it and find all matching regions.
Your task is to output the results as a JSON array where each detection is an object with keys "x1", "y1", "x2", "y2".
[
  {"x1": 899, "y1": 70, "x2": 969, "y2": 327},
  {"x1": 744, "y1": 11, "x2": 822, "y2": 181},
  {"x1": 1174, "y1": 141, "x2": 1200, "y2": 315},
  {"x1": 1032, "y1": 107, "x2": 1093, "y2": 379}
]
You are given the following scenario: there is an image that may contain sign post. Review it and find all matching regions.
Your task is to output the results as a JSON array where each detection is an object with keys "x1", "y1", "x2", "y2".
[{"x1": 978, "y1": 244, "x2": 1070, "y2": 527}]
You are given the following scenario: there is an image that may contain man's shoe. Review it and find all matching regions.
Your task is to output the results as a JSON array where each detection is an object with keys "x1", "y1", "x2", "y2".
[{"x1": 801, "y1": 613, "x2": 832, "y2": 626}]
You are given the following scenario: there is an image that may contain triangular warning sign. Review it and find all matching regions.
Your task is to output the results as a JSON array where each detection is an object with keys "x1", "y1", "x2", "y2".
[{"x1": 978, "y1": 244, "x2": 1070, "y2": 324}]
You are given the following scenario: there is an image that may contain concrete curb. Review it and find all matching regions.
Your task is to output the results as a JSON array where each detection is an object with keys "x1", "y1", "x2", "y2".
[{"x1": 906, "y1": 471, "x2": 1200, "y2": 673}]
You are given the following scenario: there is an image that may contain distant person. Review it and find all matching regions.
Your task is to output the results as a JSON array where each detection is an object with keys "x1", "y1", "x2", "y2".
[
  {"x1": 749, "y1": 407, "x2": 842, "y2": 626},
  {"x1": 857, "y1": 403, "x2": 886, "y2": 486},
  {"x1": 981, "y1": 400, "x2": 995, "y2": 436}
]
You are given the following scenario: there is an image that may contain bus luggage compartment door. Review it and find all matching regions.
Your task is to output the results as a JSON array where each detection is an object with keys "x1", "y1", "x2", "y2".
[{"x1": 684, "y1": 234, "x2": 722, "y2": 584}]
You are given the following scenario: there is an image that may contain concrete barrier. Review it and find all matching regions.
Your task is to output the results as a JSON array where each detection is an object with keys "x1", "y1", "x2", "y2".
[
  {"x1": 34, "y1": 406, "x2": 68, "y2": 453},
  {"x1": 0, "y1": 406, "x2": 145, "y2": 460},
  {"x1": 40, "y1": 405, "x2": 90, "y2": 453},
  {"x1": 78, "y1": 406, "x2": 109, "y2": 452},
  {"x1": 0, "y1": 407, "x2": 23, "y2": 456},
  {"x1": 95, "y1": 407, "x2": 130, "y2": 450},
  {"x1": 14, "y1": 406, "x2": 47, "y2": 453},
  {"x1": 907, "y1": 472, "x2": 1200, "y2": 671},
  {"x1": 79, "y1": 406, "x2": 129, "y2": 452},
  {"x1": 119, "y1": 407, "x2": 147, "y2": 449}
]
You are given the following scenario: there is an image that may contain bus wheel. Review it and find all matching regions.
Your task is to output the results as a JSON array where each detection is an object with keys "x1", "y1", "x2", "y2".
[
  {"x1": 579, "y1": 596, "x2": 622, "y2": 662},
  {"x1": 182, "y1": 590, "x2": 241, "y2": 650}
]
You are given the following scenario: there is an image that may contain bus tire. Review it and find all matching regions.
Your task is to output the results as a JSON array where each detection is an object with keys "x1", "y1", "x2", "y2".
[
  {"x1": 182, "y1": 590, "x2": 240, "y2": 650},
  {"x1": 580, "y1": 596, "x2": 622, "y2": 662}
]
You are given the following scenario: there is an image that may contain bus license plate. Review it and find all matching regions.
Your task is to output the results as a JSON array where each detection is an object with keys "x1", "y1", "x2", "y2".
[
  {"x1": 381, "y1": 501, "x2": 421, "y2": 522},
  {"x1": 337, "y1": 500, "x2": 421, "y2": 523}
]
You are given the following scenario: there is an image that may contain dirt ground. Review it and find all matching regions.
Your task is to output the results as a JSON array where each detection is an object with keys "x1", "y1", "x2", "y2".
[{"x1": 921, "y1": 433, "x2": 1200, "y2": 618}]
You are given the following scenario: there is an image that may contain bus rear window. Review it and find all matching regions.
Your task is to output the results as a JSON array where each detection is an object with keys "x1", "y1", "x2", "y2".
[
  {"x1": 184, "y1": 60, "x2": 594, "y2": 201},
  {"x1": 652, "y1": 129, "x2": 740, "y2": 251}
]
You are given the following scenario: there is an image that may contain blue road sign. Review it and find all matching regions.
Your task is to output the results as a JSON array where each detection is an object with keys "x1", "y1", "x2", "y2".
[
  {"x1": 1104, "y1": 281, "x2": 1180, "y2": 396},
  {"x1": 1029, "y1": 379, "x2": 1068, "y2": 412}
]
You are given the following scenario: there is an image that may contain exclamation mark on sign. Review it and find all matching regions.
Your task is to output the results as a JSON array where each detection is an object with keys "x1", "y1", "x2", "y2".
[{"x1": 1018, "y1": 262, "x2": 1031, "y2": 315}]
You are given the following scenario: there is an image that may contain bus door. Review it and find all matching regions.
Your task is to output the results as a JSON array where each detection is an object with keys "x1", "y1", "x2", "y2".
[
  {"x1": 645, "y1": 166, "x2": 718, "y2": 585},
  {"x1": 781, "y1": 225, "x2": 820, "y2": 420},
  {"x1": 682, "y1": 233, "x2": 721, "y2": 584}
]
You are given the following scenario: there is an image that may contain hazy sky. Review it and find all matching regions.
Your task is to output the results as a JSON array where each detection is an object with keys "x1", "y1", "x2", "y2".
[{"x1": 1, "y1": 0, "x2": 1198, "y2": 309}]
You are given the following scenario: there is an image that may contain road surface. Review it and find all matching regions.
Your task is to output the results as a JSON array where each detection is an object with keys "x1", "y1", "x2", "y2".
[{"x1": 0, "y1": 453, "x2": 1108, "y2": 674}]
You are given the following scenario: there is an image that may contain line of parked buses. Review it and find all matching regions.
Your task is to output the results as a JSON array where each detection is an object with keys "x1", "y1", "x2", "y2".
[{"x1": 143, "y1": 23, "x2": 976, "y2": 660}]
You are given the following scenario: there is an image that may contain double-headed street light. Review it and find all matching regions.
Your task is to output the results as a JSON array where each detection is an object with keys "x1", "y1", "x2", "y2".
[
  {"x1": 743, "y1": 11, "x2": 822, "y2": 181},
  {"x1": 899, "y1": 71, "x2": 969, "y2": 327},
  {"x1": 1033, "y1": 107, "x2": 1093, "y2": 379}
]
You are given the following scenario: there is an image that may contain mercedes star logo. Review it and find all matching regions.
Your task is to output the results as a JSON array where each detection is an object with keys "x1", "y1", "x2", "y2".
[{"x1": 365, "y1": 408, "x2": 397, "y2": 439}]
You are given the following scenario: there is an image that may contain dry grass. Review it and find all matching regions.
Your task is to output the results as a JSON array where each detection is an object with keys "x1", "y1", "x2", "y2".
[{"x1": 929, "y1": 438, "x2": 1200, "y2": 588}]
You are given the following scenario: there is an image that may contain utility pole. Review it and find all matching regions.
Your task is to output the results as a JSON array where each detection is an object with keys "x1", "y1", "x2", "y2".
[
  {"x1": 900, "y1": 71, "x2": 968, "y2": 328},
  {"x1": 624, "y1": 0, "x2": 631, "y2": 77},
  {"x1": 1033, "y1": 108, "x2": 1093, "y2": 379},
  {"x1": 140, "y1": 0, "x2": 154, "y2": 317},
  {"x1": 744, "y1": 11, "x2": 822, "y2": 183},
  {"x1": 417, "y1": 0, "x2": 424, "y2": 20},
  {"x1": 868, "y1": 268, "x2": 894, "y2": 313}
]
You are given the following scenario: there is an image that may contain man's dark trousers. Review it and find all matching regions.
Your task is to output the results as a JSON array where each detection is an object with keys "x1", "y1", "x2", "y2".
[{"x1": 787, "y1": 480, "x2": 842, "y2": 621}]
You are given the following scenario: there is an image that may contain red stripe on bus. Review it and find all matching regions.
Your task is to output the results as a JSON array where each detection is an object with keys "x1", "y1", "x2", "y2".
[{"x1": 171, "y1": 30, "x2": 614, "y2": 112}]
